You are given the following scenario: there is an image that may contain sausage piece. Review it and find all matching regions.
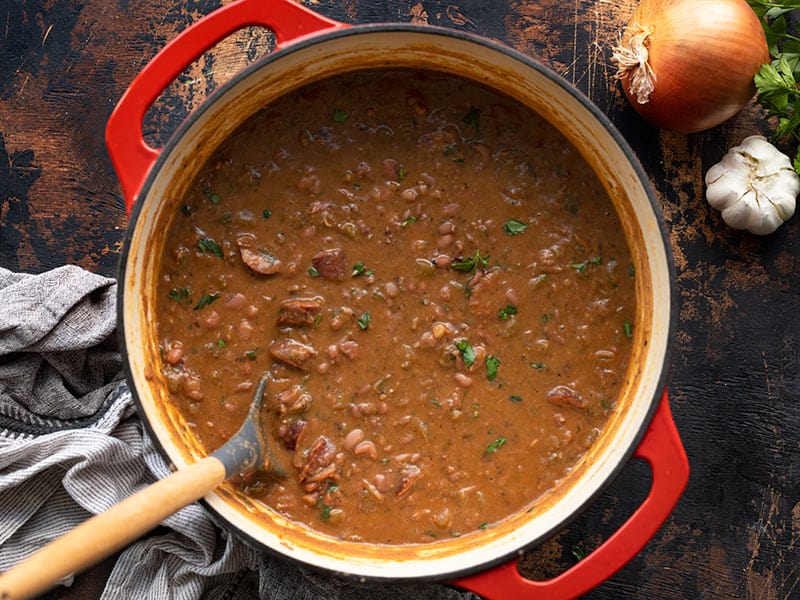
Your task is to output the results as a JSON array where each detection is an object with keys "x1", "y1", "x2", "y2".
[
  {"x1": 277, "y1": 297, "x2": 324, "y2": 327},
  {"x1": 237, "y1": 233, "x2": 282, "y2": 275},
  {"x1": 311, "y1": 248, "x2": 347, "y2": 281},
  {"x1": 269, "y1": 338, "x2": 317, "y2": 370}
]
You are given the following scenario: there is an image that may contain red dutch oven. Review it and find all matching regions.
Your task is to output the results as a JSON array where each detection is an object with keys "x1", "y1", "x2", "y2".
[{"x1": 107, "y1": 1, "x2": 690, "y2": 598}]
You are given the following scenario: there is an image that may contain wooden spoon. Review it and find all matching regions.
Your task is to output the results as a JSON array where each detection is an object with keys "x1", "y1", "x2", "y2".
[{"x1": 0, "y1": 374, "x2": 284, "y2": 600}]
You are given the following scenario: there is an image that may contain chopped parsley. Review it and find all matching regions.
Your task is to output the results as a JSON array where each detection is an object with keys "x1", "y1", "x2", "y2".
[
  {"x1": 502, "y1": 219, "x2": 529, "y2": 235},
  {"x1": 486, "y1": 355, "x2": 500, "y2": 381},
  {"x1": 221, "y1": 211, "x2": 232, "y2": 223},
  {"x1": 572, "y1": 543, "x2": 590, "y2": 561},
  {"x1": 451, "y1": 250, "x2": 489, "y2": 272},
  {"x1": 245, "y1": 350, "x2": 257, "y2": 359},
  {"x1": 352, "y1": 261, "x2": 374, "y2": 277},
  {"x1": 198, "y1": 237, "x2": 223, "y2": 258},
  {"x1": 204, "y1": 190, "x2": 221, "y2": 204},
  {"x1": 498, "y1": 304, "x2": 517, "y2": 321},
  {"x1": 397, "y1": 165, "x2": 406, "y2": 182},
  {"x1": 319, "y1": 503, "x2": 333, "y2": 521},
  {"x1": 216, "y1": 339, "x2": 227, "y2": 348},
  {"x1": 509, "y1": 395, "x2": 522, "y2": 403},
  {"x1": 357, "y1": 312, "x2": 371, "y2": 330},
  {"x1": 455, "y1": 339, "x2": 476, "y2": 367},
  {"x1": 193, "y1": 293, "x2": 220, "y2": 310},
  {"x1": 485, "y1": 436, "x2": 507, "y2": 454},
  {"x1": 529, "y1": 361, "x2": 545, "y2": 369},
  {"x1": 401, "y1": 215, "x2": 417, "y2": 227},
  {"x1": 168, "y1": 287, "x2": 191, "y2": 302},
  {"x1": 262, "y1": 209, "x2": 272, "y2": 219},
  {"x1": 570, "y1": 255, "x2": 602, "y2": 275},
  {"x1": 462, "y1": 106, "x2": 481, "y2": 132},
  {"x1": 332, "y1": 108, "x2": 349, "y2": 123},
  {"x1": 623, "y1": 320, "x2": 633, "y2": 339},
  {"x1": 308, "y1": 266, "x2": 320, "y2": 277}
]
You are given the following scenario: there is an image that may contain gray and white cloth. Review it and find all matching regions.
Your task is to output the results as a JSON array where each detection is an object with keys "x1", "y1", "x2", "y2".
[{"x1": 0, "y1": 265, "x2": 476, "y2": 600}]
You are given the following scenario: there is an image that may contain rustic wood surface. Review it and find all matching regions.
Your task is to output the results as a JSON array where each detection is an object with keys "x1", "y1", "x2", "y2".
[{"x1": 1, "y1": 1, "x2": 798, "y2": 599}]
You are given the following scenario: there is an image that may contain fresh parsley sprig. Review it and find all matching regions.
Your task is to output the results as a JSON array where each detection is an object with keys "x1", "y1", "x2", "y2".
[{"x1": 748, "y1": 0, "x2": 800, "y2": 169}]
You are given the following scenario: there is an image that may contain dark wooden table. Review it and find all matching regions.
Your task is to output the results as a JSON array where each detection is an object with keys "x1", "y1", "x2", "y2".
[{"x1": 2, "y1": 1, "x2": 798, "y2": 598}]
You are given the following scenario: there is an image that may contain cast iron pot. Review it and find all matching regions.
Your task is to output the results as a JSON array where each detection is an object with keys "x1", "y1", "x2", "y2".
[{"x1": 107, "y1": 1, "x2": 689, "y2": 597}]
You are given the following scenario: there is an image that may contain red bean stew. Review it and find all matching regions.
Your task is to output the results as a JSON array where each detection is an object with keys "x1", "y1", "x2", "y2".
[{"x1": 155, "y1": 70, "x2": 636, "y2": 545}]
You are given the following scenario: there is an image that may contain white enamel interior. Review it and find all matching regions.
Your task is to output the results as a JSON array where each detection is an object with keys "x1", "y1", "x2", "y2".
[{"x1": 121, "y1": 28, "x2": 672, "y2": 580}]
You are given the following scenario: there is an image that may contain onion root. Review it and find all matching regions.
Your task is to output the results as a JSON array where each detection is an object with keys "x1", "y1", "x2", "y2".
[{"x1": 612, "y1": 24, "x2": 657, "y2": 104}]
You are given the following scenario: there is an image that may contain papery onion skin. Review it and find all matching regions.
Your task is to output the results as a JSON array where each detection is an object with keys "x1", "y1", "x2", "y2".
[{"x1": 613, "y1": 0, "x2": 769, "y2": 134}]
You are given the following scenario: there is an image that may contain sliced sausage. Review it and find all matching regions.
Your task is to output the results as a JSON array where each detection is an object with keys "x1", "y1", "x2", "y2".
[
  {"x1": 311, "y1": 248, "x2": 347, "y2": 281},
  {"x1": 237, "y1": 234, "x2": 282, "y2": 275},
  {"x1": 278, "y1": 297, "x2": 324, "y2": 327},
  {"x1": 269, "y1": 338, "x2": 317, "y2": 370}
]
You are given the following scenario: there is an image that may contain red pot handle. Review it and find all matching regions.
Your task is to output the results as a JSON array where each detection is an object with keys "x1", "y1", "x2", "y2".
[
  {"x1": 105, "y1": 0, "x2": 347, "y2": 214},
  {"x1": 452, "y1": 390, "x2": 689, "y2": 599}
]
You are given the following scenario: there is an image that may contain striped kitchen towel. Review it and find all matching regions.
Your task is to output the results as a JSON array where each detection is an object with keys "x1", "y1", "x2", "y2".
[{"x1": 0, "y1": 265, "x2": 475, "y2": 600}]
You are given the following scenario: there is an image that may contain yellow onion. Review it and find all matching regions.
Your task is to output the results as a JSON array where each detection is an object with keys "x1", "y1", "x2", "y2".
[{"x1": 612, "y1": 0, "x2": 769, "y2": 134}]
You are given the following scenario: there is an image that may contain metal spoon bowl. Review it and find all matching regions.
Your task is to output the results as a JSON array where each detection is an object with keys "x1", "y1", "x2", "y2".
[{"x1": 0, "y1": 373, "x2": 281, "y2": 600}]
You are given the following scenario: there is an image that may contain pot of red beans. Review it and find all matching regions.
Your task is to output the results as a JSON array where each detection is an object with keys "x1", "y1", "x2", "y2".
[{"x1": 106, "y1": 1, "x2": 688, "y2": 597}]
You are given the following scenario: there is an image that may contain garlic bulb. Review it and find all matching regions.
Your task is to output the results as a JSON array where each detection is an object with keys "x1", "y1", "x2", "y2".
[{"x1": 705, "y1": 135, "x2": 798, "y2": 235}]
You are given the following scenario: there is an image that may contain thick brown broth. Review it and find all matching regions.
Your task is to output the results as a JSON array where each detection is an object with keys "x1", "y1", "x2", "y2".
[{"x1": 155, "y1": 70, "x2": 635, "y2": 545}]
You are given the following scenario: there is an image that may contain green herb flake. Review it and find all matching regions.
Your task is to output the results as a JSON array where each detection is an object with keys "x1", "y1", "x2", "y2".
[
  {"x1": 398, "y1": 165, "x2": 406, "y2": 182},
  {"x1": 353, "y1": 183, "x2": 363, "y2": 191},
  {"x1": 570, "y1": 255, "x2": 602, "y2": 275},
  {"x1": 319, "y1": 504, "x2": 332, "y2": 522},
  {"x1": 194, "y1": 293, "x2": 220, "y2": 310},
  {"x1": 352, "y1": 261, "x2": 374, "y2": 277},
  {"x1": 451, "y1": 250, "x2": 489, "y2": 273},
  {"x1": 168, "y1": 287, "x2": 190, "y2": 302},
  {"x1": 486, "y1": 355, "x2": 500, "y2": 381},
  {"x1": 429, "y1": 398, "x2": 442, "y2": 407},
  {"x1": 509, "y1": 395, "x2": 523, "y2": 403},
  {"x1": 216, "y1": 339, "x2": 227, "y2": 348},
  {"x1": 455, "y1": 339, "x2": 476, "y2": 367},
  {"x1": 529, "y1": 361, "x2": 545, "y2": 369},
  {"x1": 485, "y1": 436, "x2": 507, "y2": 454},
  {"x1": 401, "y1": 215, "x2": 417, "y2": 227},
  {"x1": 572, "y1": 543, "x2": 590, "y2": 561},
  {"x1": 358, "y1": 312, "x2": 371, "y2": 330},
  {"x1": 478, "y1": 522, "x2": 489, "y2": 530},
  {"x1": 198, "y1": 237, "x2": 223, "y2": 258},
  {"x1": 221, "y1": 211, "x2": 232, "y2": 223},
  {"x1": 623, "y1": 320, "x2": 633, "y2": 339},
  {"x1": 308, "y1": 266, "x2": 320, "y2": 277},
  {"x1": 462, "y1": 106, "x2": 481, "y2": 132},
  {"x1": 332, "y1": 108, "x2": 349, "y2": 123},
  {"x1": 245, "y1": 350, "x2": 257, "y2": 359},
  {"x1": 262, "y1": 209, "x2": 272, "y2": 219},
  {"x1": 502, "y1": 219, "x2": 529, "y2": 236},
  {"x1": 498, "y1": 304, "x2": 518, "y2": 321}
]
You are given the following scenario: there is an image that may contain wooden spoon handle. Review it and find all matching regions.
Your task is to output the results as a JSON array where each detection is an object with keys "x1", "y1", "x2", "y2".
[{"x1": 0, "y1": 456, "x2": 226, "y2": 600}]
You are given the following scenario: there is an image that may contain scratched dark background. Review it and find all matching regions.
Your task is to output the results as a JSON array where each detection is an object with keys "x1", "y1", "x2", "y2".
[{"x1": 1, "y1": 1, "x2": 798, "y2": 599}]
